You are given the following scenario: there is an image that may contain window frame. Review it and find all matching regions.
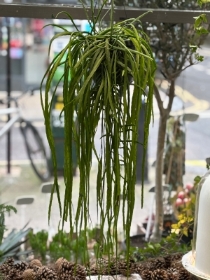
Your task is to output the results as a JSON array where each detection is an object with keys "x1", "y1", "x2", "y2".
[{"x1": 0, "y1": 3, "x2": 209, "y2": 23}]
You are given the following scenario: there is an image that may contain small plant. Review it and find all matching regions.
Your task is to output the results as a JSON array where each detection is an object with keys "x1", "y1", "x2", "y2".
[
  {"x1": 49, "y1": 230, "x2": 95, "y2": 264},
  {"x1": 28, "y1": 230, "x2": 48, "y2": 262},
  {"x1": 49, "y1": 230, "x2": 72, "y2": 262},
  {"x1": 125, "y1": 176, "x2": 203, "y2": 262},
  {"x1": 126, "y1": 232, "x2": 190, "y2": 262},
  {"x1": 27, "y1": 228, "x2": 101, "y2": 264}
]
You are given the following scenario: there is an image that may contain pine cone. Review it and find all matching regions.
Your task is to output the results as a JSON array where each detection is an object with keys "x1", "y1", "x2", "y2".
[
  {"x1": 29, "y1": 259, "x2": 42, "y2": 268},
  {"x1": 88, "y1": 265, "x2": 98, "y2": 276},
  {"x1": 163, "y1": 255, "x2": 172, "y2": 268},
  {"x1": 134, "y1": 263, "x2": 147, "y2": 275},
  {"x1": 4, "y1": 268, "x2": 22, "y2": 280},
  {"x1": 54, "y1": 257, "x2": 68, "y2": 272},
  {"x1": 166, "y1": 270, "x2": 179, "y2": 280},
  {"x1": 4, "y1": 257, "x2": 14, "y2": 267},
  {"x1": 148, "y1": 258, "x2": 166, "y2": 270},
  {"x1": 177, "y1": 268, "x2": 192, "y2": 280},
  {"x1": 72, "y1": 264, "x2": 87, "y2": 280},
  {"x1": 170, "y1": 253, "x2": 183, "y2": 262},
  {"x1": 14, "y1": 261, "x2": 28, "y2": 272},
  {"x1": 85, "y1": 258, "x2": 95, "y2": 275},
  {"x1": 141, "y1": 269, "x2": 153, "y2": 280},
  {"x1": 37, "y1": 266, "x2": 58, "y2": 280},
  {"x1": 91, "y1": 259, "x2": 107, "y2": 275},
  {"x1": 97, "y1": 258, "x2": 108, "y2": 266},
  {"x1": 167, "y1": 267, "x2": 179, "y2": 277},
  {"x1": 47, "y1": 263, "x2": 57, "y2": 273},
  {"x1": 90, "y1": 265, "x2": 106, "y2": 275},
  {"x1": 58, "y1": 261, "x2": 86, "y2": 280},
  {"x1": 103, "y1": 258, "x2": 119, "y2": 275},
  {"x1": 151, "y1": 269, "x2": 168, "y2": 280},
  {"x1": 118, "y1": 260, "x2": 134, "y2": 276},
  {"x1": 170, "y1": 260, "x2": 183, "y2": 270},
  {"x1": 58, "y1": 261, "x2": 75, "y2": 278},
  {"x1": 0, "y1": 263, "x2": 10, "y2": 275},
  {"x1": 22, "y1": 268, "x2": 36, "y2": 280}
]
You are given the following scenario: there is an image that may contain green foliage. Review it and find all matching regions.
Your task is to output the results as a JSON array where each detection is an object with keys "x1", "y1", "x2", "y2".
[
  {"x1": 171, "y1": 215, "x2": 193, "y2": 238},
  {"x1": 49, "y1": 230, "x2": 72, "y2": 261},
  {"x1": 139, "y1": 0, "x2": 210, "y2": 82},
  {"x1": 27, "y1": 228, "x2": 100, "y2": 264},
  {"x1": 0, "y1": 204, "x2": 30, "y2": 263},
  {"x1": 28, "y1": 230, "x2": 48, "y2": 262},
  {"x1": 127, "y1": 233, "x2": 190, "y2": 262},
  {"x1": 168, "y1": 176, "x2": 203, "y2": 250},
  {"x1": 41, "y1": 0, "x2": 156, "y2": 262},
  {"x1": 190, "y1": 13, "x2": 209, "y2": 61},
  {"x1": 0, "y1": 225, "x2": 31, "y2": 263},
  {"x1": 197, "y1": 0, "x2": 210, "y2": 6},
  {"x1": 0, "y1": 204, "x2": 17, "y2": 245},
  {"x1": 194, "y1": 14, "x2": 208, "y2": 31},
  {"x1": 127, "y1": 175, "x2": 203, "y2": 262}
]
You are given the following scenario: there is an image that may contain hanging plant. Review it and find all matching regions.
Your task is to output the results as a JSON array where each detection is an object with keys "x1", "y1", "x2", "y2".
[{"x1": 41, "y1": 0, "x2": 156, "y2": 263}]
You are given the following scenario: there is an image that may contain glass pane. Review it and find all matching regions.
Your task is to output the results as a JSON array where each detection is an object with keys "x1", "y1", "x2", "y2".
[{"x1": 0, "y1": 17, "x2": 92, "y2": 90}]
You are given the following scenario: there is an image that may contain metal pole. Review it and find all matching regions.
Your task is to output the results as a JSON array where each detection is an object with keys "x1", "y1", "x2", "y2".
[{"x1": 6, "y1": 17, "x2": 11, "y2": 174}]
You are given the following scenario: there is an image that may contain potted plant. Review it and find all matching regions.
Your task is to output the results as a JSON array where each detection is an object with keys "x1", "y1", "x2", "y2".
[{"x1": 40, "y1": 0, "x2": 156, "y2": 264}]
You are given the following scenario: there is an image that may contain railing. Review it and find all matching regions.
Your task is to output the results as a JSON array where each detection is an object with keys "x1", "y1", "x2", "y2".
[{"x1": 0, "y1": 3, "x2": 210, "y2": 23}]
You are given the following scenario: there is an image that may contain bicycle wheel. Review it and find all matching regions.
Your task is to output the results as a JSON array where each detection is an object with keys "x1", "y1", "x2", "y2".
[{"x1": 20, "y1": 121, "x2": 51, "y2": 181}]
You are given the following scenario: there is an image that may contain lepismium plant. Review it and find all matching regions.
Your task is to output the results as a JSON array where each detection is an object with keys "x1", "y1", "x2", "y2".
[{"x1": 41, "y1": 0, "x2": 156, "y2": 263}]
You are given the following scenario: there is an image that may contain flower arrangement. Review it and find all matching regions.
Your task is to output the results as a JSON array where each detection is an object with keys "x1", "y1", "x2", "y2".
[{"x1": 171, "y1": 177, "x2": 202, "y2": 245}]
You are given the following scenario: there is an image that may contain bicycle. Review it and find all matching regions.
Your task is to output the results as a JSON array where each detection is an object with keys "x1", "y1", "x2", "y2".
[{"x1": 0, "y1": 90, "x2": 51, "y2": 182}]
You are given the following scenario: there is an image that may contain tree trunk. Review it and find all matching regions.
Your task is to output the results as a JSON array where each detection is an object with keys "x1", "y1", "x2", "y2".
[
  {"x1": 151, "y1": 113, "x2": 168, "y2": 241},
  {"x1": 151, "y1": 81, "x2": 175, "y2": 241}
]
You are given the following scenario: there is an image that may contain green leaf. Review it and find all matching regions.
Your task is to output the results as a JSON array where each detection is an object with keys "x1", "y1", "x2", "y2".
[
  {"x1": 193, "y1": 14, "x2": 207, "y2": 28},
  {"x1": 194, "y1": 175, "x2": 201, "y2": 184},
  {"x1": 196, "y1": 26, "x2": 209, "y2": 35},
  {"x1": 197, "y1": 0, "x2": 210, "y2": 5},
  {"x1": 190, "y1": 45, "x2": 198, "y2": 53}
]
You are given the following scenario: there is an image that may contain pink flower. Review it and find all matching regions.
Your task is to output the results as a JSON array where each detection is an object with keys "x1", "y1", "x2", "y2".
[
  {"x1": 175, "y1": 197, "x2": 184, "y2": 207},
  {"x1": 185, "y1": 183, "x2": 193, "y2": 191},
  {"x1": 177, "y1": 191, "x2": 185, "y2": 199}
]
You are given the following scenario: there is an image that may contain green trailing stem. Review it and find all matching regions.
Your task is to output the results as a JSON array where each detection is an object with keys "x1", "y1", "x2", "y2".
[{"x1": 41, "y1": 3, "x2": 156, "y2": 263}]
